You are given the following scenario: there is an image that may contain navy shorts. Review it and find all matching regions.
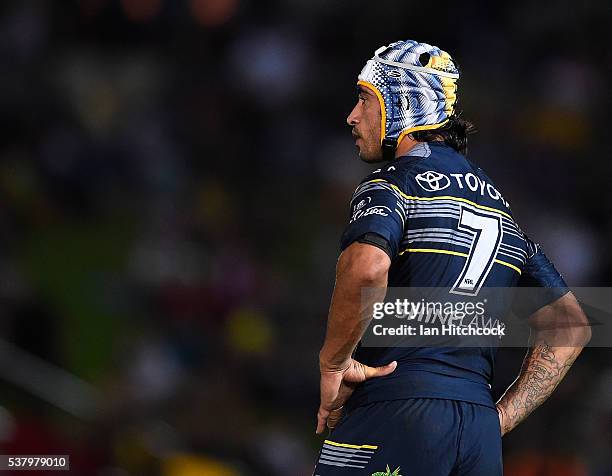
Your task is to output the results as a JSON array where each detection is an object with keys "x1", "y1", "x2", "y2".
[{"x1": 313, "y1": 398, "x2": 502, "y2": 476}]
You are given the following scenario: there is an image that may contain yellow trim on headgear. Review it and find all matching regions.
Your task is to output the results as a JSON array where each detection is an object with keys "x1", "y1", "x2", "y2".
[
  {"x1": 429, "y1": 52, "x2": 454, "y2": 72},
  {"x1": 357, "y1": 80, "x2": 386, "y2": 144},
  {"x1": 357, "y1": 79, "x2": 455, "y2": 149},
  {"x1": 396, "y1": 119, "x2": 450, "y2": 147},
  {"x1": 439, "y1": 75, "x2": 457, "y2": 116}
]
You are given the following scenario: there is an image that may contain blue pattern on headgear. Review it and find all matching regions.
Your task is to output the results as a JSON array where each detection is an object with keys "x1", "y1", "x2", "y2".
[{"x1": 357, "y1": 40, "x2": 460, "y2": 147}]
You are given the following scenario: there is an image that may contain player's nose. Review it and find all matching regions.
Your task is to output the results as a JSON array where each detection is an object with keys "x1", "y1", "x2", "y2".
[{"x1": 347, "y1": 104, "x2": 360, "y2": 126}]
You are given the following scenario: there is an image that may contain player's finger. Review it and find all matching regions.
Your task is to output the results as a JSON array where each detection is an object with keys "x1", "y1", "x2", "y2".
[
  {"x1": 364, "y1": 360, "x2": 397, "y2": 379},
  {"x1": 316, "y1": 406, "x2": 330, "y2": 434},
  {"x1": 327, "y1": 406, "x2": 344, "y2": 429}
]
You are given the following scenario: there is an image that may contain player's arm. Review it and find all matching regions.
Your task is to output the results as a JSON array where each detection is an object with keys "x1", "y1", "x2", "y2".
[
  {"x1": 496, "y1": 291, "x2": 591, "y2": 436},
  {"x1": 320, "y1": 242, "x2": 390, "y2": 368},
  {"x1": 316, "y1": 242, "x2": 397, "y2": 434},
  {"x1": 316, "y1": 173, "x2": 406, "y2": 433}
]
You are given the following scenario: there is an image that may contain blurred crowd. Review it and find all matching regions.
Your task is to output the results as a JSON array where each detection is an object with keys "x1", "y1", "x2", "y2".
[{"x1": 0, "y1": 0, "x2": 610, "y2": 475}]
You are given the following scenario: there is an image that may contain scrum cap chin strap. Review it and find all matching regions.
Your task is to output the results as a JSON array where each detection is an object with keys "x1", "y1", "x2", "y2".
[{"x1": 382, "y1": 138, "x2": 397, "y2": 161}]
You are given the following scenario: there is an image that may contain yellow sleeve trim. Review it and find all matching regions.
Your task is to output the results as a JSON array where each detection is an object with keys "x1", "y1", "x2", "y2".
[{"x1": 324, "y1": 439, "x2": 378, "y2": 450}]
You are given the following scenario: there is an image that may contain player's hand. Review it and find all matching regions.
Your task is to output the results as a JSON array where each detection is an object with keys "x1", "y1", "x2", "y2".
[{"x1": 316, "y1": 358, "x2": 397, "y2": 434}]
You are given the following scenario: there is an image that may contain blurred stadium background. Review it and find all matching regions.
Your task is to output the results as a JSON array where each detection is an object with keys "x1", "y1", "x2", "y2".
[{"x1": 0, "y1": 0, "x2": 610, "y2": 475}]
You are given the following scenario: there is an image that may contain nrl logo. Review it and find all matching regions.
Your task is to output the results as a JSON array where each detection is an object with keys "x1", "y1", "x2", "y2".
[{"x1": 372, "y1": 465, "x2": 401, "y2": 476}]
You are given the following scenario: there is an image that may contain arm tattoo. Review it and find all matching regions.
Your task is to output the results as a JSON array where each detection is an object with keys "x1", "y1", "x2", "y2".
[{"x1": 497, "y1": 342, "x2": 581, "y2": 435}]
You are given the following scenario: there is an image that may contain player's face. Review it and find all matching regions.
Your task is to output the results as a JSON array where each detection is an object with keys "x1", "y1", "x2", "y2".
[{"x1": 347, "y1": 86, "x2": 383, "y2": 163}]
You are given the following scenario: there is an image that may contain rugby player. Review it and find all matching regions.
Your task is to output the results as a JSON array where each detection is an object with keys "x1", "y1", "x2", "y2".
[{"x1": 313, "y1": 40, "x2": 590, "y2": 475}]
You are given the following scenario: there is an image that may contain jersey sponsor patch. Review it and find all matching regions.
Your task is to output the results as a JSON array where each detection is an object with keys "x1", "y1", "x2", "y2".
[
  {"x1": 413, "y1": 170, "x2": 511, "y2": 208},
  {"x1": 415, "y1": 170, "x2": 451, "y2": 192}
]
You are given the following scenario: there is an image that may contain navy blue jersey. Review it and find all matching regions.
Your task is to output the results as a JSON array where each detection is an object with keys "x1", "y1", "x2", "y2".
[{"x1": 340, "y1": 141, "x2": 568, "y2": 409}]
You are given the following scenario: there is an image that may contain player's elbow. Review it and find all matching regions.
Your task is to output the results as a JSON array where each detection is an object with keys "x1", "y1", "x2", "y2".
[
  {"x1": 575, "y1": 309, "x2": 592, "y2": 346},
  {"x1": 562, "y1": 309, "x2": 592, "y2": 347},
  {"x1": 560, "y1": 295, "x2": 591, "y2": 347},
  {"x1": 530, "y1": 292, "x2": 592, "y2": 347},
  {"x1": 337, "y1": 242, "x2": 391, "y2": 286}
]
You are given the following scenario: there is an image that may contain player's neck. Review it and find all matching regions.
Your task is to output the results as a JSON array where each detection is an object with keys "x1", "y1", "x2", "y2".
[
  {"x1": 395, "y1": 136, "x2": 420, "y2": 158},
  {"x1": 395, "y1": 137, "x2": 444, "y2": 158}
]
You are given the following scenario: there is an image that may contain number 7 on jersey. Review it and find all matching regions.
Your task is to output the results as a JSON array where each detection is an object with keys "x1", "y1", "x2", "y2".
[{"x1": 451, "y1": 206, "x2": 503, "y2": 296}]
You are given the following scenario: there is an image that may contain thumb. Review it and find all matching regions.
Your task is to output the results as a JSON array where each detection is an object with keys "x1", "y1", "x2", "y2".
[
  {"x1": 364, "y1": 360, "x2": 397, "y2": 379},
  {"x1": 316, "y1": 405, "x2": 330, "y2": 434}
]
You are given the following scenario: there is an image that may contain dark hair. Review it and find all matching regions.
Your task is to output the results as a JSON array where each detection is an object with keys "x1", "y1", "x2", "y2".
[{"x1": 410, "y1": 114, "x2": 476, "y2": 156}]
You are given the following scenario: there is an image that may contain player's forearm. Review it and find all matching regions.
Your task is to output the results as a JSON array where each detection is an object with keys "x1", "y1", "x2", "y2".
[
  {"x1": 497, "y1": 293, "x2": 590, "y2": 435},
  {"x1": 496, "y1": 339, "x2": 583, "y2": 435},
  {"x1": 319, "y1": 275, "x2": 386, "y2": 369},
  {"x1": 319, "y1": 244, "x2": 389, "y2": 370}
]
